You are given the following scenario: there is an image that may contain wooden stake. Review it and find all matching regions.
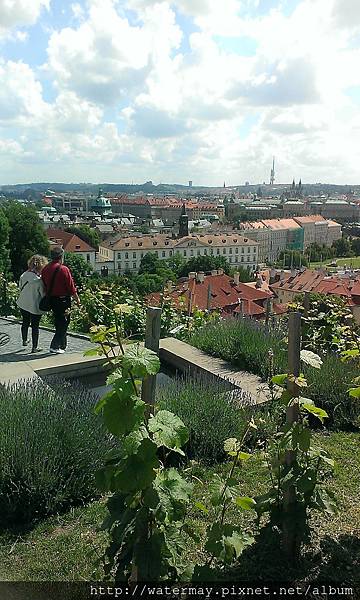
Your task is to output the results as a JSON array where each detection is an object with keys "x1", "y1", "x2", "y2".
[
  {"x1": 141, "y1": 307, "x2": 162, "y2": 418},
  {"x1": 284, "y1": 311, "x2": 301, "y2": 559}
]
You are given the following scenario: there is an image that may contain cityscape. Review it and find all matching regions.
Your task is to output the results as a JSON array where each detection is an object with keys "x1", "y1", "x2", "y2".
[{"x1": 0, "y1": 0, "x2": 359, "y2": 595}]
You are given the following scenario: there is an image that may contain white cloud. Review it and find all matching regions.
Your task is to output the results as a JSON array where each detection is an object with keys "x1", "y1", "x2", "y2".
[
  {"x1": 0, "y1": 0, "x2": 49, "y2": 35},
  {"x1": 0, "y1": 60, "x2": 48, "y2": 123}
]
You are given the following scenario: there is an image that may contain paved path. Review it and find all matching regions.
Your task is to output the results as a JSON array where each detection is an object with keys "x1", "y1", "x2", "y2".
[{"x1": 0, "y1": 318, "x2": 90, "y2": 364}]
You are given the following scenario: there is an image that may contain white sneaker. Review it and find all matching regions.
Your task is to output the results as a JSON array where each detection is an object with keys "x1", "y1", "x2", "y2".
[{"x1": 49, "y1": 348, "x2": 65, "y2": 354}]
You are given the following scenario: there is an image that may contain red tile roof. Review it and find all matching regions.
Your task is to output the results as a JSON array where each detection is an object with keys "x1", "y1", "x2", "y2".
[{"x1": 47, "y1": 228, "x2": 96, "y2": 253}]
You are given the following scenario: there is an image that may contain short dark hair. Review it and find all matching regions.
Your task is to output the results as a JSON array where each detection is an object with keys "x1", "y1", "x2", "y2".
[{"x1": 50, "y1": 245, "x2": 64, "y2": 260}]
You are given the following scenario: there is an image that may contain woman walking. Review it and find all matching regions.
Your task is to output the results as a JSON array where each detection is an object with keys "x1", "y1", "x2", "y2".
[{"x1": 17, "y1": 255, "x2": 48, "y2": 353}]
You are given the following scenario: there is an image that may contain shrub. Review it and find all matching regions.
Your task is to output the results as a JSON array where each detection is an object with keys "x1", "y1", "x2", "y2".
[
  {"x1": 0, "y1": 378, "x2": 113, "y2": 526},
  {"x1": 189, "y1": 317, "x2": 287, "y2": 379},
  {"x1": 156, "y1": 372, "x2": 255, "y2": 463},
  {"x1": 305, "y1": 356, "x2": 360, "y2": 429},
  {"x1": 189, "y1": 317, "x2": 360, "y2": 429}
]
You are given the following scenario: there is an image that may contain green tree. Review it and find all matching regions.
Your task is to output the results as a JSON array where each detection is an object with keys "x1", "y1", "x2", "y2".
[
  {"x1": 64, "y1": 252, "x2": 93, "y2": 288},
  {"x1": 65, "y1": 225, "x2": 100, "y2": 250},
  {"x1": 3, "y1": 201, "x2": 49, "y2": 280},
  {"x1": 350, "y1": 237, "x2": 360, "y2": 256},
  {"x1": 178, "y1": 255, "x2": 231, "y2": 277},
  {"x1": 138, "y1": 252, "x2": 162, "y2": 274},
  {"x1": 332, "y1": 237, "x2": 353, "y2": 257},
  {"x1": 277, "y1": 250, "x2": 308, "y2": 268},
  {"x1": 0, "y1": 209, "x2": 10, "y2": 275}
]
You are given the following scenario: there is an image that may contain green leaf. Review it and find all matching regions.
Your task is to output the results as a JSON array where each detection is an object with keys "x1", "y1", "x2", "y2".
[
  {"x1": 114, "y1": 438, "x2": 159, "y2": 492},
  {"x1": 94, "y1": 390, "x2": 113, "y2": 415},
  {"x1": 298, "y1": 428, "x2": 311, "y2": 452},
  {"x1": 300, "y1": 350, "x2": 323, "y2": 369},
  {"x1": 302, "y1": 404, "x2": 328, "y2": 423},
  {"x1": 205, "y1": 523, "x2": 254, "y2": 564},
  {"x1": 148, "y1": 410, "x2": 188, "y2": 455},
  {"x1": 224, "y1": 438, "x2": 240, "y2": 453},
  {"x1": 195, "y1": 502, "x2": 209, "y2": 514},
  {"x1": 239, "y1": 452, "x2": 252, "y2": 461},
  {"x1": 122, "y1": 344, "x2": 160, "y2": 378},
  {"x1": 83, "y1": 347, "x2": 102, "y2": 357},
  {"x1": 235, "y1": 497, "x2": 256, "y2": 510},
  {"x1": 208, "y1": 475, "x2": 238, "y2": 507},
  {"x1": 154, "y1": 468, "x2": 193, "y2": 521},
  {"x1": 348, "y1": 387, "x2": 360, "y2": 399},
  {"x1": 272, "y1": 374, "x2": 287, "y2": 387},
  {"x1": 114, "y1": 303, "x2": 133, "y2": 315},
  {"x1": 103, "y1": 388, "x2": 145, "y2": 437}
]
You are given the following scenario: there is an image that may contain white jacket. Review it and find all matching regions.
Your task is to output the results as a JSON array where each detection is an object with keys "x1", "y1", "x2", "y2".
[{"x1": 17, "y1": 271, "x2": 46, "y2": 315}]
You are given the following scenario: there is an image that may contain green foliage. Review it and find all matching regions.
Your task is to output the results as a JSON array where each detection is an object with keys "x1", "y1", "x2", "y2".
[
  {"x1": 189, "y1": 318, "x2": 288, "y2": 379},
  {"x1": 256, "y1": 367, "x2": 337, "y2": 557},
  {"x1": 65, "y1": 225, "x2": 100, "y2": 250},
  {"x1": 0, "y1": 273, "x2": 19, "y2": 317},
  {"x1": 156, "y1": 373, "x2": 254, "y2": 463},
  {"x1": 190, "y1": 316, "x2": 360, "y2": 429},
  {"x1": 277, "y1": 250, "x2": 308, "y2": 268},
  {"x1": 332, "y1": 237, "x2": 353, "y2": 258},
  {"x1": 63, "y1": 252, "x2": 93, "y2": 288},
  {"x1": 0, "y1": 208, "x2": 10, "y2": 275},
  {"x1": 2, "y1": 201, "x2": 49, "y2": 280},
  {"x1": 177, "y1": 255, "x2": 232, "y2": 278},
  {"x1": 91, "y1": 330, "x2": 193, "y2": 581},
  {"x1": 290, "y1": 293, "x2": 360, "y2": 356},
  {"x1": 0, "y1": 378, "x2": 112, "y2": 526}
]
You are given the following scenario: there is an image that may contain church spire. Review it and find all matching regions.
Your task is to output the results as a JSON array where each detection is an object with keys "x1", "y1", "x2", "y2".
[{"x1": 178, "y1": 203, "x2": 189, "y2": 238}]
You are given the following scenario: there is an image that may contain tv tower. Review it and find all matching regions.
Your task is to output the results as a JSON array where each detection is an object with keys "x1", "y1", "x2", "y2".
[{"x1": 270, "y1": 156, "x2": 275, "y2": 185}]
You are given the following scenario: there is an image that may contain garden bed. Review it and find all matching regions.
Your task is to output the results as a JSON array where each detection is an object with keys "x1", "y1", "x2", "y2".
[{"x1": 0, "y1": 431, "x2": 358, "y2": 584}]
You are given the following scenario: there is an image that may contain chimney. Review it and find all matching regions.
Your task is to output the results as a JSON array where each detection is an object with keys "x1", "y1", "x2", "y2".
[
  {"x1": 197, "y1": 271, "x2": 205, "y2": 283},
  {"x1": 211, "y1": 269, "x2": 218, "y2": 276},
  {"x1": 269, "y1": 268, "x2": 276, "y2": 284},
  {"x1": 233, "y1": 272, "x2": 240, "y2": 285},
  {"x1": 189, "y1": 272, "x2": 196, "y2": 279},
  {"x1": 280, "y1": 270, "x2": 285, "y2": 281},
  {"x1": 217, "y1": 268, "x2": 224, "y2": 276},
  {"x1": 291, "y1": 268, "x2": 297, "y2": 278},
  {"x1": 255, "y1": 275, "x2": 262, "y2": 289}
]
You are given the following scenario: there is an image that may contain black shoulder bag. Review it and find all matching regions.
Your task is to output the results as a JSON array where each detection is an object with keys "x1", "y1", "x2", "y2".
[{"x1": 39, "y1": 265, "x2": 61, "y2": 312}]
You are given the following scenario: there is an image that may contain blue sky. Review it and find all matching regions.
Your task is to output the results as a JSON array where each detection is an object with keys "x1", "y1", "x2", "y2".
[{"x1": 0, "y1": 0, "x2": 359, "y2": 185}]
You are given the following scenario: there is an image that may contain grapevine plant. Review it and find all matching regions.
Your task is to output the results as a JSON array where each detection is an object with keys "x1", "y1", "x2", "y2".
[
  {"x1": 255, "y1": 350, "x2": 338, "y2": 557},
  {"x1": 87, "y1": 319, "x2": 193, "y2": 581},
  {"x1": 88, "y1": 308, "x2": 258, "y2": 581}
]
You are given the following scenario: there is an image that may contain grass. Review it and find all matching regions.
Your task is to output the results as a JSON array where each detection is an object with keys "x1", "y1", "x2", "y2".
[
  {"x1": 310, "y1": 256, "x2": 360, "y2": 269},
  {"x1": 1, "y1": 431, "x2": 359, "y2": 583}
]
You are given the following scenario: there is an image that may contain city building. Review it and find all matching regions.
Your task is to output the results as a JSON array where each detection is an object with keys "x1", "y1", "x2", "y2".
[
  {"x1": 47, "y1": 229, "x2": 96, "y2": 267},
  {"x1": 99, "y1": 232, "x2": 259, "y2": 274},
  {"x1": 90, "y1": 189, "x2": 112, "y2": 216},
  {"x1": 147, "y1": 271, "x2": 278, "y2": 318}
]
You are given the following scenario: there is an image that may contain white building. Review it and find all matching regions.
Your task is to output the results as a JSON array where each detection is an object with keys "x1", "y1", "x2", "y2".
[{"x1": 98, "y1": 233, "x2": 259, "y2": 274}]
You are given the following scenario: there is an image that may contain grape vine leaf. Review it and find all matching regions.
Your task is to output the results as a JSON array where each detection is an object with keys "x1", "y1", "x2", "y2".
[
  {"x1": 122, "y1": 345, "x2": 160, "y2": 378},
  {"x1": 148, "y1": 410, "x2": 188, "y2": 455},
  {"x1": 205, "y1": 523, "x2": 254, "y2": 564}
]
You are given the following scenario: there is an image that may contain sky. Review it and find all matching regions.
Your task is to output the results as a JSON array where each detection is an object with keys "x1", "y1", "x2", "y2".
[{"x1": 0, "y1": 0, "x2": 360, "y2": 186}]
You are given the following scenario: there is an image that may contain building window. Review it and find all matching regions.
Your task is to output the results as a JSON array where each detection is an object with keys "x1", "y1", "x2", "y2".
[
  {"x1": 169, "y1": 251, "x2": 173, "y2": 256},
  {"x1": 133, "y1": 252, "x2": 136, "y2": 259},
  {"x1": 229, "y1": 248, "x2": 232, "y2": 254},
  {"x1": 87, "y1": 254, "x2": 90, "y2": 262},
  {"x1": 183, "y1": 250, "x2": 187, "y2": 256},
  {"x1": 217, "y1": 249, "x2": 220, "y2": 255},
  {"x1": 253, "y1": 247, "x2": 256, "y2": 253},
  {"x1": 133, "y1": 262, "x2": 136, "y2": 269},
  {"x1": 118, "y1": 252, "x2": 121, "y2": 259},
  {"x1": 241, "y1": 247, "x2": 244, "y2": 253},
  {"x1": 197, "y1": 250, "x2": 201, "y2": 256},
  {"x1": 235, "y1": 248, "x2": 239, "y2": 254},
  {"x1": 241, "y1": 257, "x2": 244, "y2": 262},
  {"x1": 204, "y1": 249, "x2": 207, "y2": 255},
  {"x1": 248, "y1": 247, "x2": 250, "y2": 253},
  {"x1": 125, "y1": 262, "x2": 129, "y2": 269},
  {"x1": 247, "y1": 256, "x2": 250, "y2": 261},
  {"x1": 162, "y1": 251, "x2": 166, "y2": 257},
  {"x1": 223, "y1": 249, "x2": 226, "y2": 255},
  {"x1": 190, "y1": 249, "x2": 194, "y2": 256},
  {"x1": 125, "y1": 252, "x2": 129, "y2": 259}
]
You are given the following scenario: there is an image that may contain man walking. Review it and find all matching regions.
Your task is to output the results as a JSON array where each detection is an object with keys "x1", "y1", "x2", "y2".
[{"x1": 42, "y1": 246, "x2": 80, "y2": 354}]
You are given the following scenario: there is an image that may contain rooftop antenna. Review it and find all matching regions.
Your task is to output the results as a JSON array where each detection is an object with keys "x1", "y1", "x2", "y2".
[{"x1": 270, "y1": 156, "x2": 275, "y2": 185}]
